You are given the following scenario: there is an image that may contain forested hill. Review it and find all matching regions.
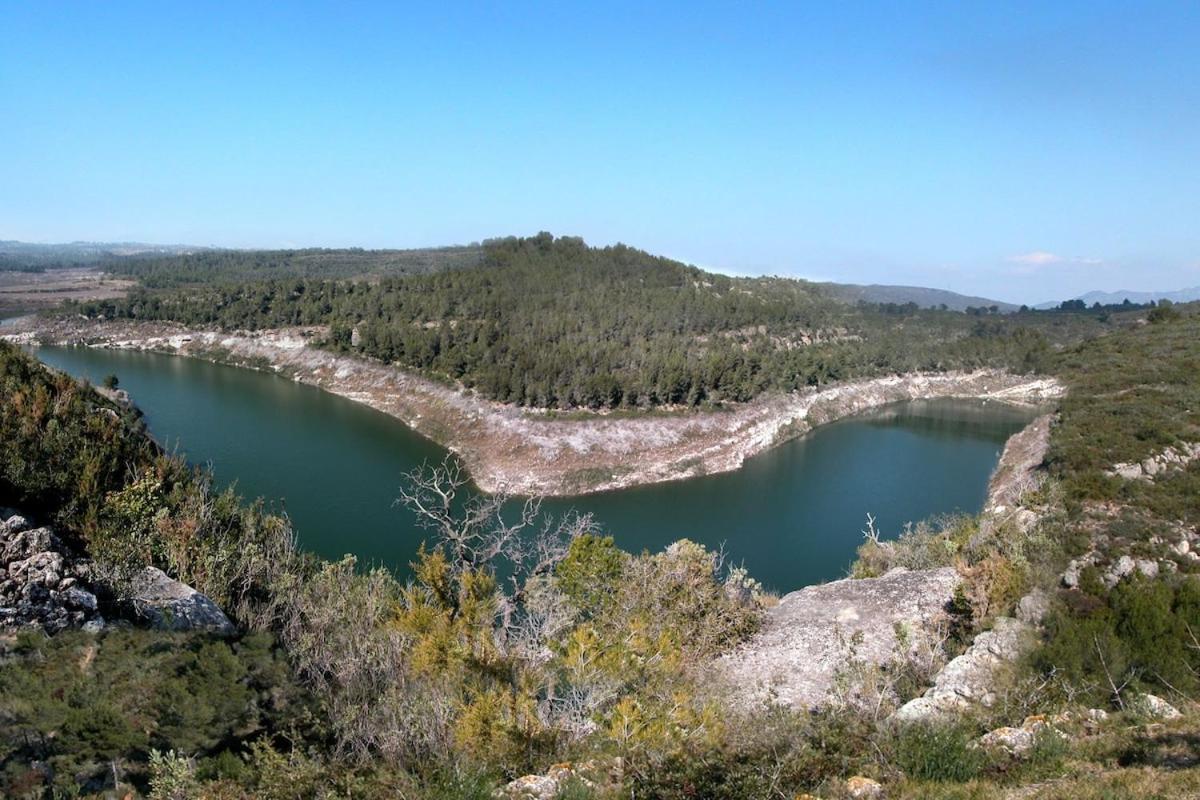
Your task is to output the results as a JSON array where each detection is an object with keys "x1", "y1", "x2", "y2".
[
  {"x1": 103, "y1": 244, "x2": 485, "y2": 287},
  {"x1": 76, "y1": 233, "x2": 1110, "y2": 410}
]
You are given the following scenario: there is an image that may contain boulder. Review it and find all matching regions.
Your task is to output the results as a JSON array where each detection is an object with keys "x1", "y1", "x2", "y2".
[
  {"x1": 1103, "y1": 555, "x2": 1136, "y2": 589},
  {"x1": 984, "y1": 415, "x2": 1052, "y2": 516},
  {"x1": 1016, "y1": 588, "x2": 1051, "y2": 625},
  {"x1": 1131, "y1": 694, "x2": 1182, "y2": 720},
  {"x1": 495, "y1": 764, "x2": 596, "y2": 800},
  {"x1": 126, "y1": 567, "x2": 236, "y2": 635},
  {"x1": 719, "y1": 567, "x2": 961, "y2": 710},
  {"x1": 977, "y1": 715, "x2": 1064, "y2": 758},
  {"x1": 894, "y1": 617, "x2": 1035, "y2": 722},
  {"x1": 845, "y1": 775, "x2": 885, "y2": 799}
]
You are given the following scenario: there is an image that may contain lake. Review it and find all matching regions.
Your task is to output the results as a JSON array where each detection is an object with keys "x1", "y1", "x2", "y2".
[{"x1": 34, "y1": 345, "x2": 1036, "y2": 592}]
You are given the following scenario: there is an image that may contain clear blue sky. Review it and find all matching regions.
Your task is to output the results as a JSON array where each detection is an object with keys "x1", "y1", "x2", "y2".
[{"x1": 3, "y1": 2, "x2": 1198, "y2": 303}]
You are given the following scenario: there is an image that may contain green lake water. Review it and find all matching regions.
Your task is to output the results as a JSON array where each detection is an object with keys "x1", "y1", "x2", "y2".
[{"x1": 33, "y1": 346, "x2": 1036, "y2": 592}]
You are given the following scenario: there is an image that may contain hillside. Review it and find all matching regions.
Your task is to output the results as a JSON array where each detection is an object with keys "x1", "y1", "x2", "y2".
[
  {"x1": 73, "y1": 233, "x2": 1099, "y2": 411},
  {"x1": 2, "y1": 304, "x2": 1198, "y2": 798}
]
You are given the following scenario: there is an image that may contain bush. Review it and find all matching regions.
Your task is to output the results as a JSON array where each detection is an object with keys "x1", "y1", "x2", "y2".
[{"x1": 893, "y1": 722, "x2": 987, "y2": 782}]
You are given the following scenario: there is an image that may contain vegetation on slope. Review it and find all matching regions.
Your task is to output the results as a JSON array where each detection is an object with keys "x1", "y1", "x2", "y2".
[
  {"x1": 3, "y1": 302, "x2": 1198, "y2": 798},
  {"x1": 102, "y1": 244, "x2": 485, "y2": 288},
  {"x1": 72, "y1": 233, "x2": 1129, "y2": 410}
]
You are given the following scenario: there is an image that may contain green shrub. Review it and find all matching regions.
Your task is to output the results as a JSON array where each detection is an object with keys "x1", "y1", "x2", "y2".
[{"x1": 893, "y1": 722, "x2": 987, "y2": 782}]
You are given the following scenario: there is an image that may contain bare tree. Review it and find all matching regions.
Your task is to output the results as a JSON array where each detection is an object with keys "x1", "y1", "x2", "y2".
[{"x1": 397, "y1": 456, "x2": 594, "y2": 638}]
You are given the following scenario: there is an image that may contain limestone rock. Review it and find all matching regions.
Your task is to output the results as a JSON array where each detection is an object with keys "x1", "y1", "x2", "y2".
[
  {"x1": 1107, "y1": 441, "x2": 1200, "y2": 482},
  {"x1": 1104, "y1": 555, "x2": 1136, "y2": 588},
  {"x1": 1062, "y1": 552, "x2": 1098, "y2": 588},
  {"x1": 126, "y1": 567, "x2": 236, "y2": 635},
  {"x1": 719, "y1": 567, "x2": 961, "y2": 710},
  {"x1": 977, "y1": 716, "x2": 1064, "y2": 757},
  {"x1": 845, "y1": 775, "x2": 884, "y2": 799},
  {"x1": 1, "y1": 512, "x2": 103, "y2": 634},
  {"x1": 1016, "y1": 588, "x2": 1051, "y2": 625},
  {"x1": 894, "y1": 617, "x2": 1035, "y2": 722},
  {"x1": 984, "y1": 415, "x2": 1052, "y2": 516},
  {"x1": 494, "y1": 764, "x2": 595, "y2": 800},
  {"x1": 1131, "y1": 693, "x2": 1181, "y2": 720}
]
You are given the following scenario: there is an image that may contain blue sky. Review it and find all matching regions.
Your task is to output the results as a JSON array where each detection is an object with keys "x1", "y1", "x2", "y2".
[{"x1": 2, "y1": 2, "x2": 1198, "y2": 303}]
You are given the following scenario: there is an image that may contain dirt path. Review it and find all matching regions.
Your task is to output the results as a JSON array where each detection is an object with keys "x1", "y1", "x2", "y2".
[{"x1": 6, "y1": 318, "x2": 1065, "y2": 496}]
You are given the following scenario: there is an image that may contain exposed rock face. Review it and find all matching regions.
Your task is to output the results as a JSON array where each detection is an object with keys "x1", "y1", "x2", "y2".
[
  {"x1": 984, "y1": 414, "x2": 1053, "y2": 518},
  {"x1": 719, "y1": 567, "x2": 961, "y2": 710},
  {"x1": 0, "y1": 512, "x2": 103, "y2": 633},
  {"x1": 893, "y1": 617, "x2": 1035, "y2": 722},
  {"x1": 126, "y1": 566, "x2": 235, "y2": 635},
  {"x1": 1107, "y1": 441, "x2": 1200, "y2": 482}
]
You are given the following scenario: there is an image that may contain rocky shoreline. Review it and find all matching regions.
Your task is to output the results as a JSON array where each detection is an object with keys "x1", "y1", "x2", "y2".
[
  {"x1": 5, "y1": 317, "x2": 1065, "y2": 497},
  {"x1": 719, "y1": 411, "x2": 1060, "y2": 715}
]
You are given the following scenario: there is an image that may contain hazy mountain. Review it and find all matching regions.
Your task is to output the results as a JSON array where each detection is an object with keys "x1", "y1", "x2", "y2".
[
  {"x1": 0, "y1": 240, "x2": 208, "y2": 269},
  {"x1": 1035, "y1": 286, "x2": 1200, "y2": 309},
  {"x1": 816, "y1": 282, "x2": 1019, "y2": 312}
]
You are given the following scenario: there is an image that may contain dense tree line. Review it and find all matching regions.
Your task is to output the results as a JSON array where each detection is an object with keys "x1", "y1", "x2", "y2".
[
  {"x1": 77, "y1": 233, "x2": 1059, "y2": 409},
  {"x1": 102, "y1": 245, "x2": 484, "y2": 288}
]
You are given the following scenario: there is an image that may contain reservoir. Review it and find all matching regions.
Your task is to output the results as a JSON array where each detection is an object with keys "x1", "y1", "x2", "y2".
[{"x1": 34, "y1": 346, "x2": 1036, "y2": 592}]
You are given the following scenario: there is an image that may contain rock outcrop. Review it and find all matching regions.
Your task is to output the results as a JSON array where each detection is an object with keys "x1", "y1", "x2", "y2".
[
  {"x1": 893, "y1": 616, "x2": 1035, "y2": 721},
  {"x1": 1107, "y1": 441, "x2": 1200, "y2": 482},
  {"x1": 125, "y1": 566, "x2": 235, "y2": 635},
  {"x1": 1, "y1": 511, "x2": 103, "y2": 633},
  {"x1": 719, "y1": 567, "x2": 961, "y2": 710},
  {"x1": 984, "y1": 414, "x2": 1052, "y2": 519},
  {"x1": 1, "y1": 509, "x2": 235, "y2": 636}
]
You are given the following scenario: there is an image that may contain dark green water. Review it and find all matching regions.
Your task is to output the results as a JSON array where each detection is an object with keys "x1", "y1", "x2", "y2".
[{"x1": 34, "y1": 346, "x2": 1035, "y2": 591}]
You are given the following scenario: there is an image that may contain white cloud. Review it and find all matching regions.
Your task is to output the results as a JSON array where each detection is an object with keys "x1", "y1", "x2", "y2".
[
  {"x1": 1007, "y1": 251, "x2": 1063, "y2": 265},
  {"x1": 1005, "y1": 252, "x2": 1105, "y2": 274}
]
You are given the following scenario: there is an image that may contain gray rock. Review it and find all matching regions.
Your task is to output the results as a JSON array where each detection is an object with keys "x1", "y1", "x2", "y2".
[
  {"x1": 127, "y1": 567, "x2": 235, "y2": 635},
  {"x1": 2, "y1": 514, "x2": 30, "y2": 533},
  {"x1": 495, "y1": 764, "x2": 595, "y2": 800},
  {"x1": 1016, "y1": 588, "x2": 1051, "y2": 625},
  {"x1": 845, "y1": 776, "x2": 885, "y2": 799},
  {"x1": 63, "y1": 586, "x2": 99, "y2": 612},
  {"x1": 894, "y1": 617, "x2": 1035, "y2": 722},
  {"x1": 1131, "y1": 693, "x2": 1181, "y2": 720},
  {"x1": 719, "y1": 567, "x2": 961, "y2": 710},
  {"x1": 1, "y1": 518, "x2": 103, "y2": 634},
  {"x1": 977, "y1": 717, "x2": 1064, "y2": 757},
  {"x1": 1104, "y1": 555, "x2": 1136, "y2": 588}
]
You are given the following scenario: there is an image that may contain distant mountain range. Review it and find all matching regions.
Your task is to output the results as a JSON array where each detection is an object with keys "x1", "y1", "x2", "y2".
[
  {"x1": 1035, "y1": 286, "x2": 1200, "y2": 309},
  {"x1": 816, "y1": 282, "x2": 1019, "y2": 312}
]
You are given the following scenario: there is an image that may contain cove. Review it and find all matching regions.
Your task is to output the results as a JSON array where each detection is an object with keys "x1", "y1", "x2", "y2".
[{"x1": 33, "y1": 345, "x2": 1036, "y2": 592}]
